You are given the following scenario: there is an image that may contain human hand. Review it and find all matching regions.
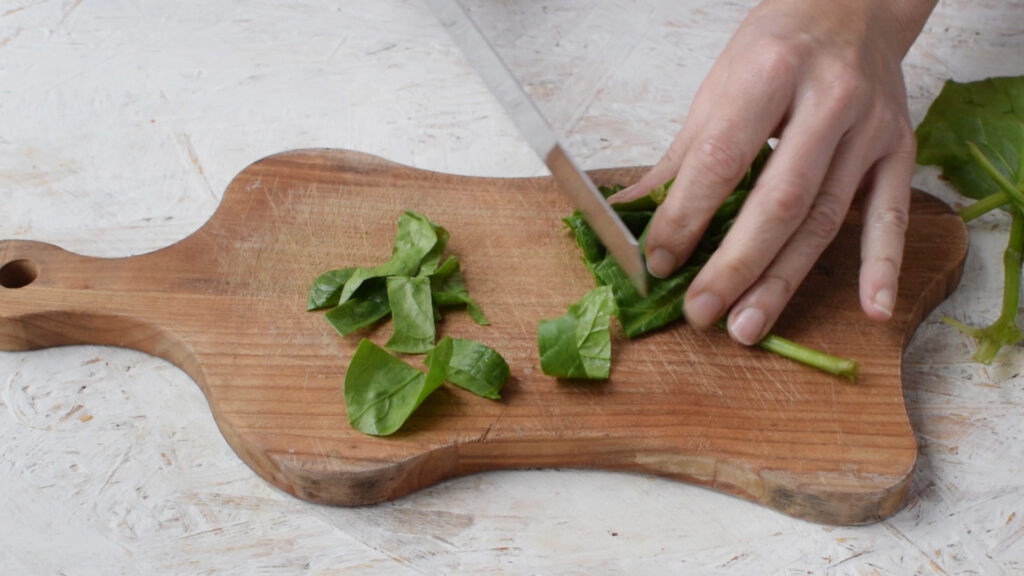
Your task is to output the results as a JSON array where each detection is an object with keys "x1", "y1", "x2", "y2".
[{"x1": 611, "y1": 0, "x2": 936, "y2": 345}]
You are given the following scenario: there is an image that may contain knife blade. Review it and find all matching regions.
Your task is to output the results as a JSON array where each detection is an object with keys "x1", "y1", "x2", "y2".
[{"x1": 425, "y1": 0, "x2": 648, "y2": 296}]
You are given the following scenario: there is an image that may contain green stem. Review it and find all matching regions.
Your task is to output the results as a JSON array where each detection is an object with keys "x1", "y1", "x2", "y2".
[
  {"x1": 714, "y1": 321, "x2": 858, "y2": 380},
  {"x1": 999, "y1": 207, "x2": 1023, "y2": 323},
  {"x1": 947, "y1": 205, "x2": 1024, "y2": 364},
  {"x1": 757, "y1": 333, "x2": 859, "y2": 381},
  {"x1": 960, "y1": 192, "x2": 1009, "y2": 222},
  {"x1": 967, "y1": 142, "x2": 1024, "y2": 207}
]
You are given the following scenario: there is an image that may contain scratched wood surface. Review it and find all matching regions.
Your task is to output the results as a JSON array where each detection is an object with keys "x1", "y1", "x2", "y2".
[{"x1": 2, "y1": 0, "x2": 1023, "y2": 574}]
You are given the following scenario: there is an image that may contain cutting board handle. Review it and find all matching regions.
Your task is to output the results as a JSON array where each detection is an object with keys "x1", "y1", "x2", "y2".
[{"x1": 0, "y1": 239, "x2": 168, "y2": 353}]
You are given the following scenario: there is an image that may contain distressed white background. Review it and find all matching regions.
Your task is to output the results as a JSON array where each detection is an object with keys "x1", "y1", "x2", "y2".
[{"x1": 2, "y1": 0, "x2": 1024, "y2": 574}]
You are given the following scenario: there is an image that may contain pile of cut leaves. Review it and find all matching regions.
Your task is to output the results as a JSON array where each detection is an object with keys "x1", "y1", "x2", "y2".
[
  {"x1": 537, "y1": 144, "x2": 859, "y2": 380},
  {"x1": 308, "y1": 211, "x2": 509, "y2": 436},
  {"x1": 916, "y1": 75, "x2": 1024, "y2": 364}
]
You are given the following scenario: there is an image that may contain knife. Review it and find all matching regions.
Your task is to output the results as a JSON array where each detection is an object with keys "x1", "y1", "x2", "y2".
[{"x1": 425, "y1": 0, "x2": 649, "y2": 296}]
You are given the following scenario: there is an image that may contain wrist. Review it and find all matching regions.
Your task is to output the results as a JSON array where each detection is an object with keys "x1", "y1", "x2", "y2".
[{"x1": 881, "y1": 0, "x2": 939, "y2": 55}]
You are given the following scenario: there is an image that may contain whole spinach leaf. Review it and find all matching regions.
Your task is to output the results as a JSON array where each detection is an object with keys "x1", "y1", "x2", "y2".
[
  {"x1": 917, "y1": 76, "x2": 1024, "y2": 202},
  {"x1": 425, "y1": 337, "x2": 509, "y2": 399},
  {"x1": 916, "y1": 75, "x2": 1024, "y2": 364},
  {"x1": 538, "y1": 285, "x2": 616, "y2": 379},
  {"x1": 385, "y1": 275, "x2": 436, "y2": 354},
  {"x1": 345, "y1": 336, "x2": 453, "y2": 436}
]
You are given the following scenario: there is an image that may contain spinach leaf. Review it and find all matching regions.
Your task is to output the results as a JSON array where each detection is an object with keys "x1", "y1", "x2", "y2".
[
  {"x1": 591, "y1": 256, "x2": 699, "y2": 338},
  {"x1": 538, "y1": 286, "x2": 616, "y2": 379},
  {"x1": 425, "y1": 337, "x2": 509, "y2": 399},
  {"x1": 345, "y1": 336, "x2": 453, "y2": 436},
  {"x1": 430, "y1": 256, "x2": 489, "y2": 325},
  {"x1": 917, "y1": 76, "x2": 1024, "y2": 202},
  {"x1": 307, "y1": 267, "x2": 356, "y2": 311},
  {"x1": 916, "y1": 75, "x2": 1024, "y2": 364},
  {"x1": 385, "y1": 275, "x2": 436, "y2": 354},
  {"x1": 338, "y1": 211, "x2": 446, "y2": 304},
  {"x1": 325, "y1": 278, "x2": 390, "y2": 335}
]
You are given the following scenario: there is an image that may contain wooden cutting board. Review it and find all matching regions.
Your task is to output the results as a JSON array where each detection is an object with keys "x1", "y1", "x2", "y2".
[{"x1": 0, "y1": 149, "x2": 967, "y2": 525}]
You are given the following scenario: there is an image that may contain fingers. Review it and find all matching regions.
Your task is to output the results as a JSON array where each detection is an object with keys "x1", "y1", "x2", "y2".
[
  {"x1": 640, "y1": 45, "x2": 798, "y2": 278},
  {"x1": 723, "y1": 130, "x2": 874, "y2": 344},
  {"x1": 682, "y1": 88, "x2": 856, "y2": 333},
  {"x1": 858, "y1": 136, "x2": 914, "y2": 322}
]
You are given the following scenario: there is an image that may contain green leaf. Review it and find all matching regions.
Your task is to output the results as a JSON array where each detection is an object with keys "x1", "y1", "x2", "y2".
[
  {"x1": 429, "y1": 256, "x2": 489, "y2": 325},
  {"x1": 917, "y1": 76, "x2": 1024, "y2": 364},
  {"x1": 307, "y1": 267, "x2": 356, "y2": 311},
  {"x1": 591, "y1": 256, "x2": 698, "y2": 338},
  {"x1": 344, "y1": 337, "x2": 453, "y2": 436},
  {"x1": 324, "y1": 278, "x2": 390, "y2": 335},
  {"x1": 426, "y1": 338, "x2": 509, "y2": 400},
  {"x1": 538, "y1": 286, "x2": 616, "y2": 380},
  {"x1": 338, "y1": 211, "x2": 445, "y2": 304},
  {"x1": 417, "y1": 224, "x2": 451, "y2": 276},
  {"x1": 916, "y1": 76, "x2": 1024, "y2": 201},
  {"x1": 384, "y1": 275, "x2": 436, "y2": 354}
]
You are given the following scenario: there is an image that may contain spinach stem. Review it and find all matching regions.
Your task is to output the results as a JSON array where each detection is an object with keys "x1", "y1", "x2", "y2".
[
  {"x1": 713, "y1": 321, "x2": 858, "y2": 380},
  {"x1": 757, "y1": 333, "x2": 859, "y2": 381},
  {"x1": 967, "y1": 142, "x2": 1024, "y2": 207},
  {"x1": 945, "y1": 205, "x2": 1024, "y2": 363},
  {"x1": 960, "y1": 192, "x2": 1009, "y2": 222}
]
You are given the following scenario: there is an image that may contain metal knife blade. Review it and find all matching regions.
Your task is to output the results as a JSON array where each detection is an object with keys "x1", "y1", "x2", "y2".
[{"x1": 425, "y1": 0, "x2": 648, "y2": 296}]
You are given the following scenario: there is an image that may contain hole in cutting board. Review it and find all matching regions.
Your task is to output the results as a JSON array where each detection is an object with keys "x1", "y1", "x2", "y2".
[{"x1": 0, "y1": 259, "x2": 38, "y2": 288}]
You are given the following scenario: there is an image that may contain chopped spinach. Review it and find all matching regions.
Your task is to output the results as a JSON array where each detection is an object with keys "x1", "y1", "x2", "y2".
[
  {"x1": 385, "y1": 275, "x2": 436, "y2": 354},
  {"x1": 307, "y1": 267, "x2": 357, "y2": 311},
  {"x1": 310, "y1": 210, "x2": 508, "y2": 436},
  {"x1": 325, "y1": 278, "x2": 390, "y2": 335},
  {"x1": 426, "y1": 337, "x2": 509, "y2": 399},
  {"x1": 430, "y1": 256, "x2": 489, "y2": 325},
  {"x1": 345, "y1": 336, "x2": 453, "y2": 436},
  {"x1": 538, "y1": 286, "x2": 616, "y2": 380}
]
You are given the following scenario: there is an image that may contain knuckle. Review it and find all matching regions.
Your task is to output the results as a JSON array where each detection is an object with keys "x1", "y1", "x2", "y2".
[
  {"x1": 753, "y1": 38, "x2": 801, "y2": 79},
  {"x1": 693, "y1": 136, "x2": 749, "y2": 185},
  {"x1": 760, "y1": 271, "x2": 797, "y2": 300},
  {"x1": 803, "y1": 198, "x2": 848, "y2": 244},
  {"x1": 763, "y1": 180, "x2": 811, "y2": 222},
  {"x1": 718, "y1": 253, "x2": 764, "y2": 288},
  {"x1": 874, "y1": 205, "x2": 910, "y2": 235}
]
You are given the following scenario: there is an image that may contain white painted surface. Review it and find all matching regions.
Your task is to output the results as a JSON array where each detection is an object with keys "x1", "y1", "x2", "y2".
[{"x1": 2, "y1": 0, "x2": 1023, "y2": 573}]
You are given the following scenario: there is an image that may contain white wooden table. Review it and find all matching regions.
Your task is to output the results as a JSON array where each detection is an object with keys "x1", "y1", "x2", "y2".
[{"x1": 2, "y1": 1, "x2": 1023, "y2": 573}]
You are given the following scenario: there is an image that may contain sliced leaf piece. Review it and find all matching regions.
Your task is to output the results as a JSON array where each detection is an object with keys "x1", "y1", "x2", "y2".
[
  {"x1": 430, "y1": 256, "x2": 489, "y2": 325},
  {"x1": 385, "y1": 275, "x2": 436, "y2": 354},
  {"x1": 425, "y1": 338, "x2": 509, "y2": 400},
  {"x1": 344, "y1": 336, "x2": 453, "y2": 436},
  {"x1": 338, "y1": 211, "x2": 444, "y2": 304},
  {"x1": 538, "y1": 286, "x2": 616, "y2": 380},
  {"x1": 417, "y1": 224, "x2": 451, "y2": 276},
  {"x1": 325, "y1": 279, "x2": 390, "y2": 335},
  {"x1": 307, "y1": 267, "x2": 356, "y2": 311}
]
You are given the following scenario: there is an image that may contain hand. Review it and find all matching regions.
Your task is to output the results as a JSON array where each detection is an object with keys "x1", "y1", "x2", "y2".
[{"x1": 612, "y1": 0, "x2": 936, "y2": 345}]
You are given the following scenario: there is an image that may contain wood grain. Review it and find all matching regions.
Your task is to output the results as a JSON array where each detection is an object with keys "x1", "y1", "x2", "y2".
[{"x1": 0, "y1": 149, "x2": 967, "y2": 525}]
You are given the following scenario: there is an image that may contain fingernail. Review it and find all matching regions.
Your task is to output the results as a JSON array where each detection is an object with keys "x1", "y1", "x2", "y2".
[
  {"x1": 729, "y1": 307, "x2": 767, "y2": 346},
  {"x1": 646, "y1": 247, "x2": 676, "y2": 279},
  {"x1": 873, "y1": 288, "x2": 895, "y2": 318},
  {"x1": 685, "y1": 291, "x2": 723, "y2": 327}
]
